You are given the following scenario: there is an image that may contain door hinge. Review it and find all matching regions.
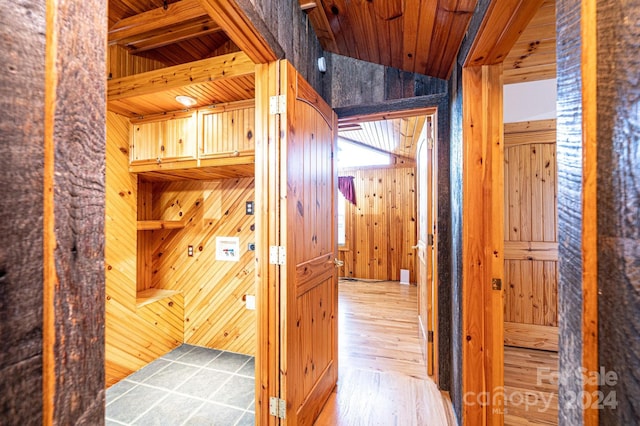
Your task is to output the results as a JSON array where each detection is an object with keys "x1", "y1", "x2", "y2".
[
  {"x1": 427, "y1": 330, "x2": 434, "y2": 343},
  {"x1": 269, "y1": 396, "x2": 286, "y2": 419},
  {"x1": 427, "y1": 234, "x2": 434, "y2": 246},
  {"x1": 269, "y1": 95, "x2": 286, "y2": 115},
  {"x1": 492, "y1": 278, "x2": 502, "y2": 291},
  {"x1": 427, "y1": 136, "x2": 434, "y2": 149},
  {"x1": 269, "y1": 245, "x2": 286, "y2": 265}
]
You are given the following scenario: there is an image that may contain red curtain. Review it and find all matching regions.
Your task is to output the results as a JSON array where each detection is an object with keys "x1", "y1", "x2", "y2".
[{"x1": 338, "y1": 176, "x2": 356, "y2": 205}]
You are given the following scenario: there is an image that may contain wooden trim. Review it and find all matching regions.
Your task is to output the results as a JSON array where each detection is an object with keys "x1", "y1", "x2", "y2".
[
  {"x1": 108, "y1": 0, "x2": 207, "y2": 44},
  {"x1": 504, "y1": 322, "x2": 558, "y2": 352},
  {"x1": 504, "y1": 119, "x2": 557, "y2": 147},
  {"x1": 198, "y1": 0, "x2": 280, "y2": 64},
  {"x1": 107, "y1": 51, "x2": 254, "y2": 101},
  {"x1": 466, "y1": 0, "x2": 546, "y2": 67},
  {"x1": 462, "y1": 64, "x2": 504, "y2": 425},
  {"x1": 338, "y1": 106, "x2": 437, "y2": 127},
  {"x1": 504, "y1": 241, "x2": 558, "y2": 261},
  {"x1": 43, "y1": 1, "x2": 58, "y2": 423},
  {"x1": 581, "y1": 0, "x2": 598, "y2": 423}
]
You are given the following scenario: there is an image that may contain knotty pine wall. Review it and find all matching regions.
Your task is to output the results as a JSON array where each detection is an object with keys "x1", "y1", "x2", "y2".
[
  {"x1": 107, "y1": 44, "x2": 166, "y2": 79},
  {"x1": 147, "y1": 178, "x2": 256, "y2": 355},
  {"x1": 338, "y1": 165, "x2": 417, "y2": 282},
  {"x1": 504, "y1": 120, "x2": 558, "y2": 328},
  {"x1": 105, "y1": 111, "x2": 184, "y2": 386}
]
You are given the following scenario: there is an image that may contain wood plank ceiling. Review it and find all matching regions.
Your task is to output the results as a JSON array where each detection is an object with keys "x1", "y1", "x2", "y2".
[{"x1": 301, "y1": 0, "x2": 478, "y2": 79}]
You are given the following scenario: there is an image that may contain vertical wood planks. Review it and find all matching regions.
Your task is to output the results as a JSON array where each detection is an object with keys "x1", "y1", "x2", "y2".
[
  {"x1": 339, "y1": 166, "x2": 417, "y2": 282},
  {"x1": 503, "y1": 120, "x2": 558, "y2": 333}
]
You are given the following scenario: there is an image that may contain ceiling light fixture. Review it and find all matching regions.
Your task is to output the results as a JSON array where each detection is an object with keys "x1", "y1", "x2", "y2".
[{"x1": 175, "y1": 95, "x2": 197, "y2": 107}]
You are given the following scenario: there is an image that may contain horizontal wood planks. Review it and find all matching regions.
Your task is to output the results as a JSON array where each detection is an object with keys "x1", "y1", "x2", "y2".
[
  {"x1": 149, "y1": 178, "x2": 256, "y2": 355},
  {"x1": 504, "y1": 322, "x2": 558, "y2": 352},
  {"x1": 338, "y1": 166, "x2": 417, "y2": 282},
  {"x1": 105, "y1": 111, "x2": 183, "y2": 387},
  {"x1": 504, "y1": 120, "x2": 558, "y2": 351},
  {"x1": 503, "y1": 0, "x2": 557, "y2": 84}
]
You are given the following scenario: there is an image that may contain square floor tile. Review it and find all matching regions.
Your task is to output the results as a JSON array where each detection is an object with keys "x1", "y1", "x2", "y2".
[
  {"x1": 236, "y1": 358, "x2": 255, "y2": 378},
  {"x1": 206, "y1": 352, "x2": 251, "y2": 373},
  {"x1": 209, "y1": 375, "x2": 254, "y2": 409},
  {"x1": 105, "y1": 384, "x2": 167, "y2": 424},
  {"x1": 143, "y1": 362, "x2": 200, "y2": 390},
  {"x1": 235, "y1": 411, "x2": 255, "y2": 426},
  {"x1": 106, "y1": 380, "x2": 137, "y2": 404},
  {"x1": 176, "y1": 346, "x2": 222, "y2": 367},
  {"x1": 184, "y1": 401, "x2": 245, "y2": 425},
  {"x1": 126, "y1": 359, "x2": 171, "y2": 383},
  {"x1": 132, "y1": 393, "x2": 204, "y2": 426},
  {"x1": 161, "y1": 344, "x2": 197, "y2": 361},
  {"x1": 175, "y1": 368, "x2": 232, "y2": 400}
]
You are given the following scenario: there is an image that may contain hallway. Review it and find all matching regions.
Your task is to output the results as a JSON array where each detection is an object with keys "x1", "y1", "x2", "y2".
[{"x1": 315, "y1": 279, "x2": 456, "y2": 426}]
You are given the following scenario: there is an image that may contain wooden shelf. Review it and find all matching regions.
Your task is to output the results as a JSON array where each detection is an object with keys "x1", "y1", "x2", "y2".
[
  {"x1": 137, "y1": 220, "x2": 185, "y2": 231},
  {"x1": 136, "y1": 288, "x2": 181, "y2": 308}
]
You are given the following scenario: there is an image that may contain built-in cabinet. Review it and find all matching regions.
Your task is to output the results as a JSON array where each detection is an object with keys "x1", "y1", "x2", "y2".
[{"x1": 129, "y1": 99, "x2": 255, "y2": 176}]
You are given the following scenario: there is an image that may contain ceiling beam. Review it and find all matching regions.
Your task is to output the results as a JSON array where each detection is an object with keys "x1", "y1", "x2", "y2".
[
  {"x1": 109, "y1": 0, "x2": 208, "y2": 45},
  {"x1": 126, "y1": 19, "x2": 224, "y2": 54},
  {"x1": 199, "y1": 0, "x2": 280, "y2": 63},
  {"x1": 465, "y1": 0, "x2": 546, "y2": 66},
  {"x1": 107, "y1": 51, "x2": 254, "y2": 101}
]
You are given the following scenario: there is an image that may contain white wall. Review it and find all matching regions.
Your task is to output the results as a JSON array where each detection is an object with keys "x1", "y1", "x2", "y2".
[{"x1": 504, "y1": 79, "x2": 557, "y2": 123}]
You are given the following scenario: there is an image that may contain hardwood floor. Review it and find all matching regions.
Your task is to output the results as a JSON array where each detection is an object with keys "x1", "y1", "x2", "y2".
[
  {"x1": 504, "y1": 346, "x2": 559, "y2": 425},
  {"x1": 315, "y1": 279, "x2": 455, "y2": 426}
]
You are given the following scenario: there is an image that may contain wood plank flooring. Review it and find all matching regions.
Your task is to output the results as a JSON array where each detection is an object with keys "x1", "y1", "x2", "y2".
[
  {"x1": 504, "y1": 346, "x2": 559, "y2": 425},
  {"x1": 315, "y1": 279, "x2": 455, "y2": 426}
]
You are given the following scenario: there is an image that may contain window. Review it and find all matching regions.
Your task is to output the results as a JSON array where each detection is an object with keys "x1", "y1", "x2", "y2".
[
  {"x1": 337, "y1": 193, "x2": 346, "y2": 246},
  {"x1": 337, "y1": 138, "x2": 390, "y2": 169}
]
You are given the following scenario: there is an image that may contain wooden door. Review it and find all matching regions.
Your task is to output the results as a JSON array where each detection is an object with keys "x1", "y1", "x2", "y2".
[
  {"x1": 272, "y1": 60, "x2": 338, "y2": 425},
  {"x1": 503, "y1": 120, "x2": 558, "y2": 351},
  {"x1": 416, "y1": 122, "x2": 437, "y2": 379}
]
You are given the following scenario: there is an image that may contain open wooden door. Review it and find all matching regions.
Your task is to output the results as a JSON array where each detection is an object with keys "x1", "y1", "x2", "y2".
[
  {"x1": 261, "y1": 60, "x2": 338, "y2": 425},
  {"x1": 416, "y1": 119, "x2": 437, "y2": 380}
]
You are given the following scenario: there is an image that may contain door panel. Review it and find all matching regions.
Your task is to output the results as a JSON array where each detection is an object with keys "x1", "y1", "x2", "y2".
[
  {"x1": 279, "y1": 61, "x2": 338, "y2": 425},
  {"x1": 416, "y1": 122, "x2": 437, "y2": 379}
]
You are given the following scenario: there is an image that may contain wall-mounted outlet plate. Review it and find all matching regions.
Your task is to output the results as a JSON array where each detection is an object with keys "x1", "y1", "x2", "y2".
[{"x1": 245, "y1": 295, "x2": 256, "y2": 310}]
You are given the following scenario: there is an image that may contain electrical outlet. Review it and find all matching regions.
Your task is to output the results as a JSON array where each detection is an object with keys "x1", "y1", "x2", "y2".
[
  {"x1": 245, "y1": 295, "x2": 256, "y2": 310},
  {"x1": 245, "y1": 201, "x2": 254, "y2": 215},
  {"x1": 188, "y1": 245, "x2": 194, "y2": 257}
]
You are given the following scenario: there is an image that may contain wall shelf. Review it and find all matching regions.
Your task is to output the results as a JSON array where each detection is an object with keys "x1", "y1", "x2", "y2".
[
  {"x1": 136, "y1": 288, "x2": 182, "y2": 308},
  {"x1": 137, "y1": 220, "x2": 185, "y2": 231}
]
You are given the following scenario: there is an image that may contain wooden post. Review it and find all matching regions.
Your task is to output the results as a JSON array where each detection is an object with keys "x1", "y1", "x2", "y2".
[
  {"x1": 43, "y1": 0, "x2": 107, "y2": 424},
  {"x1": 462, "y1": 64, "x2": 505, "y2": 425}
]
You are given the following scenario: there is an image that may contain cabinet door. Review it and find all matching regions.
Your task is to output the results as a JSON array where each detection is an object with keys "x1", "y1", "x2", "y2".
[
  {"x1": 200, "y1": 104, "x2": 255, "y2": 159},
  {"x1": 162, "y1": 113, "x2": 197, "y2": 160},
  {"x1": 130, "y1": 120, "x2": 162, "y2": 163}
]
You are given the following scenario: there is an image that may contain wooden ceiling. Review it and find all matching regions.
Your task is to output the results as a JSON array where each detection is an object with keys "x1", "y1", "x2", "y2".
[{"x1": 301, "y1": 0, "x2": 477, "y2": 79}]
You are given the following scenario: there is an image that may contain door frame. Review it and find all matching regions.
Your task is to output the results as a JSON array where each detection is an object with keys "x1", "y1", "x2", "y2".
[{"x1": 337, "y1": 106, "x2": 439, "y2": 382}]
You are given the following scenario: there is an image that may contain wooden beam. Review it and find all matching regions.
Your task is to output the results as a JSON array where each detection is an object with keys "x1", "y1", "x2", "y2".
[
  {"x1": 198, "y1": 0, "x2": 280, "y2": 63},
  {"x1": 462, "y1": 64, "x2": 504, "y2": 425},
  {"x1": 109, "y1": 0, "x2": 207, "y2": 44},
  {"x1": 107, "y1": 51, "x2": 254, "y2": 101},
  {"x1": 127, "y1": 19, "x2": 224, "y2": 54},
  {"x1": 466, "y1": 0, "x2": 545, "y2": 67}
]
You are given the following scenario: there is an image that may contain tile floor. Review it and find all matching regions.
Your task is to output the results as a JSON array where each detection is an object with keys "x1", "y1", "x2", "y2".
[{"x1": 106, "y1": 344, "x2": 255, "y2": 426}]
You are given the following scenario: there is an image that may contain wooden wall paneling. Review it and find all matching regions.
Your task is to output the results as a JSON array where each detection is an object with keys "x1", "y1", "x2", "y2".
[
  {"x1": 106, "y1": 112, "x2": 184, "y2": 387},
  {"x1": 149, "y1": 178, "x2": 257, "y2": 355},
  {"x1": 339, "y1": 166, "x2": 416, "y2": 282},
  {"x1": 107, "y1": 44, "x2": 167, "y2": 79}
]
